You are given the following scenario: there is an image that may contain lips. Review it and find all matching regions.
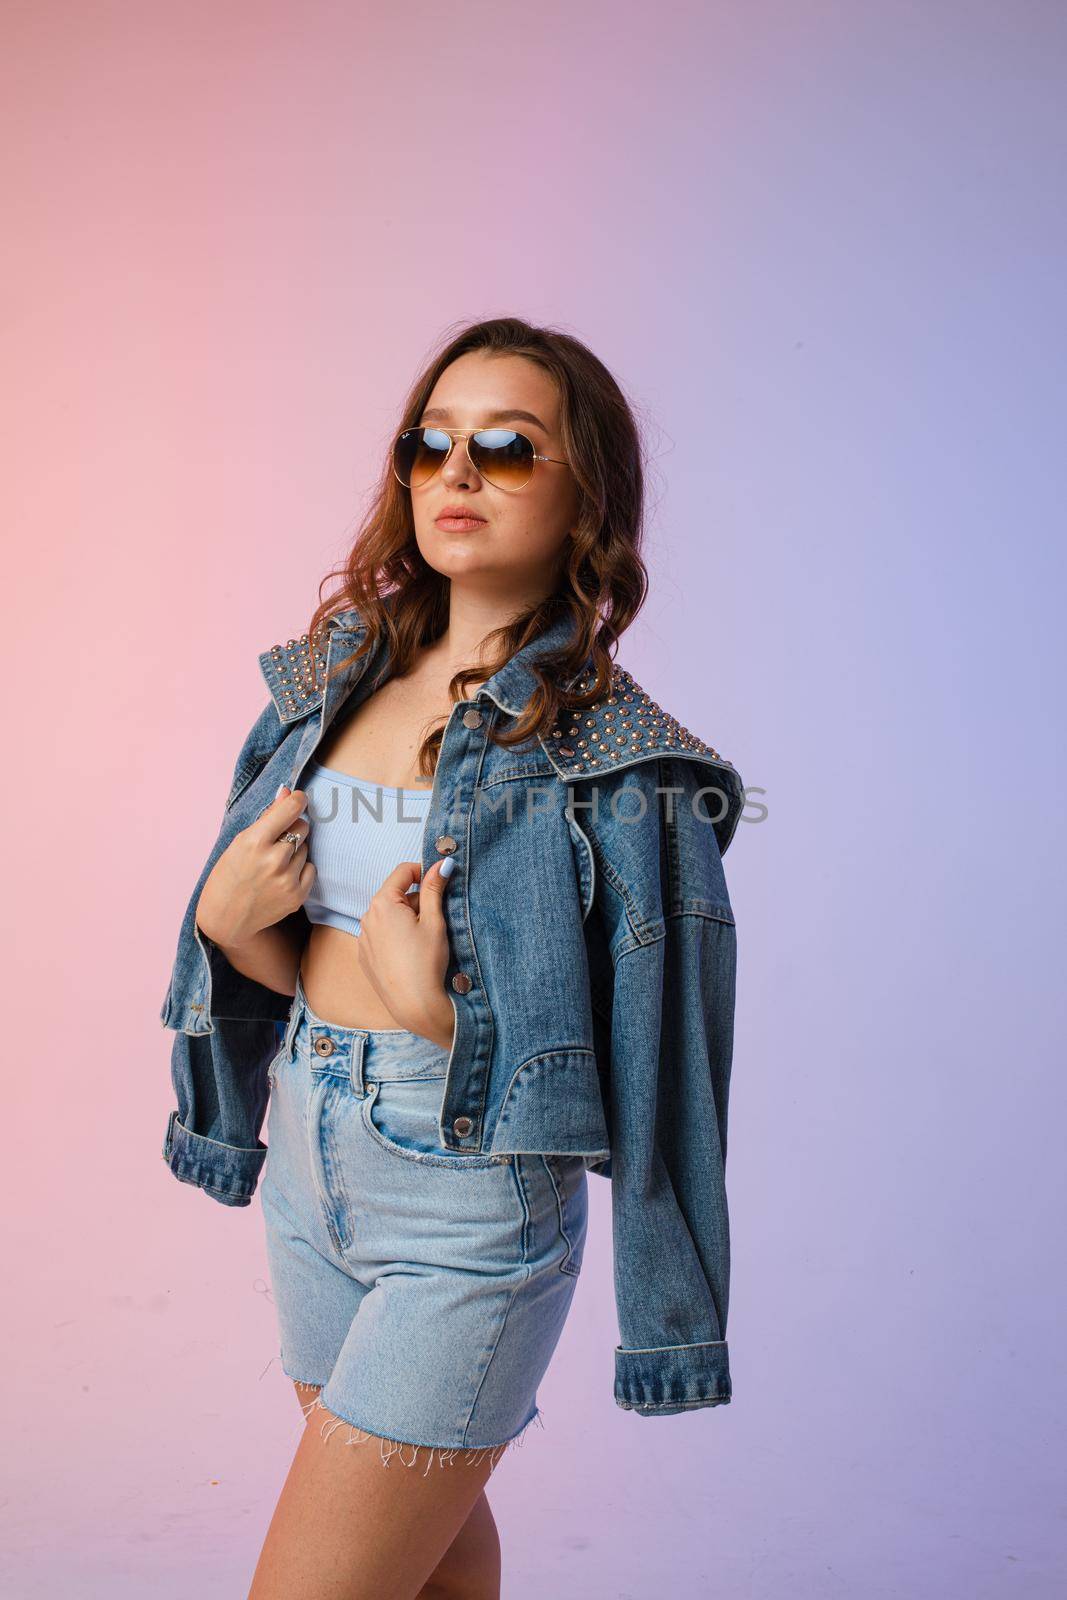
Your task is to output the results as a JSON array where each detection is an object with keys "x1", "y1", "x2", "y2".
[{"x1": 435, "y1": 507, "x2": 487, "y2": 529}]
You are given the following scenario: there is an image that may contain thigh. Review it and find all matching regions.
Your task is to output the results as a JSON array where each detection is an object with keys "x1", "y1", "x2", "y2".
[
  {"x1": 419, "y1": 1490, "x2": 501, "y2": 1600},
  {"x1": 262, "y1": 1045, "x2": 371, "y2": 1387},
  {"x1": 289, "y1": 1383, "x2": 502, "y2": 1600},
  {"x1": 323, "y1": 1090, "x2": 585, "y2": 1457},
  {"x1": 262, "y1": 1178, "x2": 369, "y2": 1387},
  {"x1": 249, "y1": 1400, "x2": 502, "y2": 1600}
]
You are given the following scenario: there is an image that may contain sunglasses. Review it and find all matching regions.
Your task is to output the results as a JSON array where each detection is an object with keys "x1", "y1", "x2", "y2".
[{"x1": 392, "y1": 426, "x2": 570, "y2": 492}]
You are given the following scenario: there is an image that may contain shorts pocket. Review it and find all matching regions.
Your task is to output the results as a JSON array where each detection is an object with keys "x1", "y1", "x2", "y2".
[
  {"x1": 542, "y1": 1154, "x2": 589, "y2": 1276},
  {"x1": 360, "y1": 1076, "x2": 508, "y2": 1170}
]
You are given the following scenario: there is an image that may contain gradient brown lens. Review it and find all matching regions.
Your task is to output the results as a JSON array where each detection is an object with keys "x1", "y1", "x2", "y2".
[
  {"x1": 392, "y1": 427, "x2": 535, "y2": 489},
  {"x1": 467, "y1": 429, "x2": 535, "y2": 488},
  {"x1": 393, "y1": 427, "x2": 451, "y2": 488}
]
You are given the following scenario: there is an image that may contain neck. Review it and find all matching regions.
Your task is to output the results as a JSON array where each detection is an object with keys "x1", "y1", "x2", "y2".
[{"x1": 430, "y1": 584, "x2": 559, "y2": 679}]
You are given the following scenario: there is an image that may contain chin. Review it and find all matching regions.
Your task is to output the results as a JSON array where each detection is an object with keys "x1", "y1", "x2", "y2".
[{"x1": 418, "y1": 539, "x2": 501, "y2": 576}]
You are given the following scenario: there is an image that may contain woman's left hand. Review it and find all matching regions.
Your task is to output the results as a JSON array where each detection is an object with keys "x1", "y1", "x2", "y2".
[{"x1": 354, "y1": 859, "x2": 457, "y2": 1050}]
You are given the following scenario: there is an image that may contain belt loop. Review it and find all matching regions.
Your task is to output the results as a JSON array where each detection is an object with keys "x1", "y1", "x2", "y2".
[{"x1": 350, "y1": 1033, "x2": 367, "y2": 1095}]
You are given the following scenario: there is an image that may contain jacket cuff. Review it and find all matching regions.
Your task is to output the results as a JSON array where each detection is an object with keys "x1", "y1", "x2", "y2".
[
  {"x1": 161, "y1": 1110, "x2": 266, "y2": 1207},
  {"x1": 614, "y1": 1340, "x2": 732, "y2": 1414}
]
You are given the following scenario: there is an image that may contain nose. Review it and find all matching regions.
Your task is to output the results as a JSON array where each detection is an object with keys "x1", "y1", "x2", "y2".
[{"x1": 441, "y1": 436, "x2": 480, "y2": 490}]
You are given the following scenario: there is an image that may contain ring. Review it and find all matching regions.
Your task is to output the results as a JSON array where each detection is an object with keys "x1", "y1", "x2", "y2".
[{"x1": 280, "y1": 829, "x2": 302, "y2": 860}]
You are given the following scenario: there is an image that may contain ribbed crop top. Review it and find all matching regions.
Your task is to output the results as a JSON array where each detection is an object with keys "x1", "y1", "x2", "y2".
[{"x1": 300, "y1": 759, "x2": 434, "y2": 937}]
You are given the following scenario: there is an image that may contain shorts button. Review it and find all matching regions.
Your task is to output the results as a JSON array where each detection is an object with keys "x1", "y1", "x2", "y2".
[
  {"x1": 313, "y1": 1036, "x2": 335, "y2": 1057},
  {"x1": 451, "y1": 972, "x2": 473, "y2": 993},
  {"x1": 453, "y1": 1115, "x2": 473, "y2": 1137}
]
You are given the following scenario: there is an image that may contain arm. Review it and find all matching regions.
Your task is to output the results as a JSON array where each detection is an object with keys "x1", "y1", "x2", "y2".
[
  {"x1": 588, "y1": 757, "x2": 739, "y2": 1414},
  {"x1": 192, "y1": 783, "x2": 313, "y2": 1000},
  {"x1": 195, "y1": 912, "x2": 305, "y2": 998},
  {"x1": 605, "y1": 905, "x2": 736, "y2": 1414},
  {"x1": 160, "y1": 701, "x2": 309, "y2": 1205}
]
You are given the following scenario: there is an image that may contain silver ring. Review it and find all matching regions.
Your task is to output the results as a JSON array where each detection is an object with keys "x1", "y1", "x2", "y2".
[{"x1": 280, "y1": 829, "x2": 302, "y2": 860}]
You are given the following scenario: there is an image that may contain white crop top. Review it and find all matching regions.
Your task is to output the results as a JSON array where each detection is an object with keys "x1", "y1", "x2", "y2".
[{"x1": 300, "y1": 759, "x2": 434, "y2": 937}]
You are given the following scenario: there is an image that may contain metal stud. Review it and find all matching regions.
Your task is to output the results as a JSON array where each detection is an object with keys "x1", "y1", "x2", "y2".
[
  {"x1": 546, "y1": 662, "x2": 735, "y2": 774},
  {"x1": 267, "y1": 627, "x2": 329, "y2": 714}
]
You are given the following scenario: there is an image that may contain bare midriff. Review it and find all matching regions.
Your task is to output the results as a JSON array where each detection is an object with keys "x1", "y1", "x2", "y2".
[{"x1": 299, "y1": 923, "x2": 411, "y2": 1030}]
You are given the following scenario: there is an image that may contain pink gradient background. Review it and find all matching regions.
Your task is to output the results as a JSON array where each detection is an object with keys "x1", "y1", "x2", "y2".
[{"x1": 3, "y1": 2, "x2": 1064, "y2": 1595}]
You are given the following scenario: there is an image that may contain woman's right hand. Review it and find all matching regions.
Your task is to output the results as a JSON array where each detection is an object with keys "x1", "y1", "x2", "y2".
[{"x1": 195, "y1": 787, "x2": 315, "y2": 948}]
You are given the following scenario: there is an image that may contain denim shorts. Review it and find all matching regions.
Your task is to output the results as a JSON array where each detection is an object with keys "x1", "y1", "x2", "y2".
[{"x1": 260, "y1": 973, "x2": 589, "y2": 1471}]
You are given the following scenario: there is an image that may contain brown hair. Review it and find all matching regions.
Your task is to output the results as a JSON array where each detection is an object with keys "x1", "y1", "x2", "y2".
[{"x1": 305, "y1": 316, "x2": 650, "y2": 779}]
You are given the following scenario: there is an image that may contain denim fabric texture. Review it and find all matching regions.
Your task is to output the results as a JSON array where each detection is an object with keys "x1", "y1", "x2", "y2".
[
  {"x1": 261, "y1": 972, "x2": 586, "y2": 1466},
  {"x1": 159, "y1": 595, "x2": 744, "y2": 1415}
]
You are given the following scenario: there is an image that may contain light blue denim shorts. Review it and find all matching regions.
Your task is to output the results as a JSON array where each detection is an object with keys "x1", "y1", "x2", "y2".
[{"x1": 260, "y1": 973, "x2": 588, "y2": 1470}]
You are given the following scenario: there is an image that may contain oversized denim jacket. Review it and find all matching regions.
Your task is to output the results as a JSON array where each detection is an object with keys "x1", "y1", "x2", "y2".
[{"x1": 159, "y1": 600, "x2": 745, "y2": 1416}]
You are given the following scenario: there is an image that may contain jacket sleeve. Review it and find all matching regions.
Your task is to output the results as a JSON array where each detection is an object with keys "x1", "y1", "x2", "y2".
[
  {"x1": 588, "y1": 757, "x2": 740, "y2": 1415},
  {"x1": 158, "y1": 698, "x2": 293, "y2": 1030},
  {"x1": 159, "y1": 697, "x2": 303, "y2": 1205}
]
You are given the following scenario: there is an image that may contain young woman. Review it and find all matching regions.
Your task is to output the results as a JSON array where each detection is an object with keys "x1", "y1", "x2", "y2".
[{"x1": 160, "y1": 317, "x2": 744, "y2": 1600}]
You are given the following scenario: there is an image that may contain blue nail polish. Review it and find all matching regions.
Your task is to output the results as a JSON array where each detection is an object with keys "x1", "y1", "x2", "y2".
[{"x1": 439, "y1": 856, "x2": 456, "y2": 879}]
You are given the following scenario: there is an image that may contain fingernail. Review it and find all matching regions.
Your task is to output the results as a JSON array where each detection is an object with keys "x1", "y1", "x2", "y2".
[
  {"x1": 276, "y1": 784, "x2": 289, "y2": 799},
  {"x1": 439, "y1": 856, "x2": 456, "y2": 879}
]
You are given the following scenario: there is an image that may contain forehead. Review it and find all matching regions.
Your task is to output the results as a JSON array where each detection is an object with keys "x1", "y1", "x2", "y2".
[{"x1": 420, "y1": 351, "x2": 559, "y2": 435}]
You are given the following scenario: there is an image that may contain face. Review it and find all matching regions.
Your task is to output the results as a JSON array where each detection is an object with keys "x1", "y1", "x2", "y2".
[{"x1": 406, "y1": 350, "x2": 580, "y2": 600}]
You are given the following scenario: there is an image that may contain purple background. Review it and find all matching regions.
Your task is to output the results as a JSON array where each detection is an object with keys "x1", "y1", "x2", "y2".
[{"x1": 4, "y1": 1, "x2": 1063, "y2": 1594}]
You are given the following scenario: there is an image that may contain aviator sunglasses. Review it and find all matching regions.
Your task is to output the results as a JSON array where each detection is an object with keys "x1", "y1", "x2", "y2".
[{"x1": 392, "y1": 425, "x2": 570, "y2": 492}]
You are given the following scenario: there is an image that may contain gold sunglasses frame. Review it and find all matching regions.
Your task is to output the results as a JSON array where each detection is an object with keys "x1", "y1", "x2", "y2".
[{"x1": 391, "y1": 425, "x2": 570, "y2": 491}]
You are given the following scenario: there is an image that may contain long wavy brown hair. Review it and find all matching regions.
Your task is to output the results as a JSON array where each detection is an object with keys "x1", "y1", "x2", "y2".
[{"x1": 304, "y1": 316, "x2": 651, "y2": 779}]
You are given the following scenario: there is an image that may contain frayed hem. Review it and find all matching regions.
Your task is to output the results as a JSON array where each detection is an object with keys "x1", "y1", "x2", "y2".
[{"x1": 299, "y1": 1392, "x2": 545, "y2": 1475}]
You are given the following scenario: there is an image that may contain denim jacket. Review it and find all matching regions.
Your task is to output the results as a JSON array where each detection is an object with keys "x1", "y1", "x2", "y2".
[{"x1": 159, "y1": 599, "x2": 745, "y2": 1415}]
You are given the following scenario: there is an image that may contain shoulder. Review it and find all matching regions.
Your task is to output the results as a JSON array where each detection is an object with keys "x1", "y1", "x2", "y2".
[
  {"x1": 256, "y1": 603, "x2": 370, "y2": 722},
  {"x1": 544, "y1": 660, "x2": 738, "y2": 777},
  {"x1": 544, "y1": 661, "x2": 744, "y2": 858}
]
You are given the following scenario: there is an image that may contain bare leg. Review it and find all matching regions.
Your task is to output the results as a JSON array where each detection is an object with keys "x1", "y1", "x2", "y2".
[
  {"x1": 247, "y1": 1381, "x2": 506, "y2": 1600},
  {"x1": 414, "y1": 1492, "x2": 501, "y2": 1600}
]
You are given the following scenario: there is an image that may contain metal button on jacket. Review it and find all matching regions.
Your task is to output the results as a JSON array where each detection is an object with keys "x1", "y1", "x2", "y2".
[
  {"x1": 313, "y1": 1036, "x2": 335, "y2": 1057},
  {"x1": 451, "y1": 972, "x2": 473, "y2": 994},
  {"x1": 462, "y1": 708, "x2": 483, "y2": 728},
  {"x1": 435, "y1": 835, "x2": 457, "y2": 854},
  {"x1": 453, "y1": 1116, "x2": 473, "y2": 1137}
]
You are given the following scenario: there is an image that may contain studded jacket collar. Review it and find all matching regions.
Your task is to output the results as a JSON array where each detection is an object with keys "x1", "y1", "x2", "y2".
[
  {"x1": 257, "y1": 602, "x2": 742, "y2": 855},
  {"x1": 160, "y1": 599, "x2": 745, "y2": 1418}
]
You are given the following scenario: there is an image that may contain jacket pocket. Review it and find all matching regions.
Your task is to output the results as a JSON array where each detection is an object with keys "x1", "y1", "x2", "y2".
[{"x1": 490, "y1": 1048, "x2": 611, "y2": 1160}]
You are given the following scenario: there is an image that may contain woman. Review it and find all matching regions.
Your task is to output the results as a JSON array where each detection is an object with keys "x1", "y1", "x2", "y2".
[{"x1": 159, "y1": 317, "x2": 744, "y2": 1600}]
